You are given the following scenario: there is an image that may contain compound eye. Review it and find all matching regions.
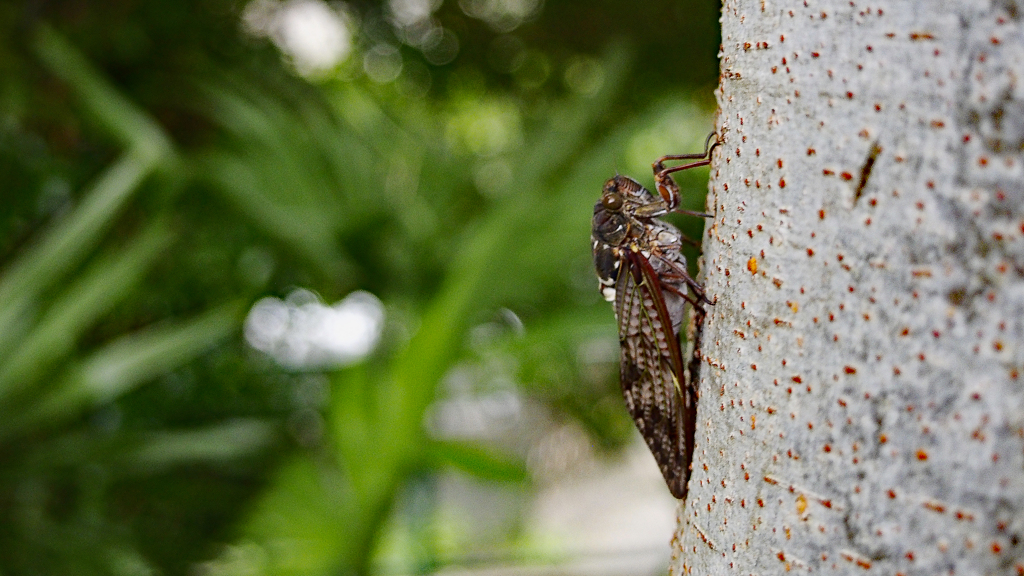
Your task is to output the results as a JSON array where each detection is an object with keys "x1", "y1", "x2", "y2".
[{"x1": 602, "y1": 192, "x2": 623, "y2": 210}]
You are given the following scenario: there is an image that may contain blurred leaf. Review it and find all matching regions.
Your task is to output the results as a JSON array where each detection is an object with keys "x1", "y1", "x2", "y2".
[
  {"x1": 0, "y1": 25, "x2": 175, "y2": 360},
  {"x1": 124, "y1": 419, "x2": 278, "y2": 473},
  {"x1": 31, "y1": 25, "x2": 172, "y2": 158},
  {"x1": 195, "y1": 81, "x2": 378, "y2": 280},
  {"x1": 426, "y1": 440, "x2": 529, "y2": 484},
  {"x1": 215, "y1": 455, "x2": 354, "y2": 576},
  {"x1": 0, "y1": 220, "x2": 174, "y2": 402},
  {"x1": 0, "y1": 153, "x2": 167, "y2": 357},
  {"x1": 0, "y1": 299, "x2": 247, "y2": 438},
  {"x1": 11, "y1": 419, "x2": 276, "y2": 477}
]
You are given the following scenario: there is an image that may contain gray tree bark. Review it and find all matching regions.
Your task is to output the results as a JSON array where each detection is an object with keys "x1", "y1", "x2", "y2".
[{"x1": 670, "y1": 1, "x2": 1024, "y2": 574}]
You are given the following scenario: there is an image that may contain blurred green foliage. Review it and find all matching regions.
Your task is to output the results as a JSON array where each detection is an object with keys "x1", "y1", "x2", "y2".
[{"x1": 0, "y1": 0, "x2": 719, "y2": 574}]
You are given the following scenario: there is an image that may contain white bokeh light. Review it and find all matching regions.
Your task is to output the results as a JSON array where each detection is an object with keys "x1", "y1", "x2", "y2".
[
  {"x1": 363, "y1": 44, "x2": 404, "y2": 83},
  {"x1": 388, "y1": 0, "x2": 443, "y2": 27},
  {"x1": 242, "y1": 0, "x2": 353, "y2": 76},
  {"x1": 244, "y1": 289, "x2": 385, "y2": 370},
  {"x1": 458, "y1": 0, "x2": 542, "y2": 32}
]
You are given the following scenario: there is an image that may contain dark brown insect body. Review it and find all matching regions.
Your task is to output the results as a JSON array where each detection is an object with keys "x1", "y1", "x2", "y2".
[{"x1": 591, "y1": 135, "x2": 718, "y2": 500}]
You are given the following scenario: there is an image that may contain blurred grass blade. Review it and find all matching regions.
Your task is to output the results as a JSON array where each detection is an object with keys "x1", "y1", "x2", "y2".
[
  {"x1": 124, "y1": 419, "x2": 277, "y2": 473},
  {"x1": 78, "y1": 299, "x2": 246, "y2": 403},
  {"x1": 0, "y1": 152, "x2": 165, "y2": 356},
  {"x1": 196, "y1": 83, "x2": 350, "y2": 277},
  {"x1": 12, "y1": 419, "x2": 276, "y2": 477},
  {"x1": 0, "y1": 221, "x2": 175, "y2": 402},
  {"x1": 206, "y1": 456, "x2": 354, "y2": 576},
  {"x1": 0, "y1": 300, "x2": 246, "y2": 439},
  {"x1": 427, "y1": 440, "x2": 529, "y2": 484},
  {"x1": 31, "y1": 25, "x2": 172, "y2": 158},
  {"x1": 0, "y1": 27, "x2": 176, "y2": 358}
]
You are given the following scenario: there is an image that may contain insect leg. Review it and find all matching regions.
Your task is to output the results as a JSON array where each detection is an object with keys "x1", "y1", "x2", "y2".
[
  {"x1": 653, "y1": 252, "x2": 714, "y2": 307},
  {"x1": 660, "y1": 281, "x2": 701, "y2": 309},
  {"x1": 675, "y1": 209, "x2": 714, "y2": 219},
  {"x1": 651, "y1": 133, "x2": 722, "y2": 210},
  {"x1": 654, "y1": 132, "x2": 719, "y2": 165},
  {"x1": 674, "y1": 233, "x2": 706, "y2": 250}
]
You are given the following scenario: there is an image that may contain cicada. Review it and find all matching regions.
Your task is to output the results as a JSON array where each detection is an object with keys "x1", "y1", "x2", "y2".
[{"x1": 591, "y1": 133, "x2": 718, "y2": 500}]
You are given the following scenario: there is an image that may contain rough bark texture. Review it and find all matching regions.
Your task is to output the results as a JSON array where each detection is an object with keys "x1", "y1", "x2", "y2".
[{"x1": 670, "y1": 1, "x2": 1024, "y2": 574}]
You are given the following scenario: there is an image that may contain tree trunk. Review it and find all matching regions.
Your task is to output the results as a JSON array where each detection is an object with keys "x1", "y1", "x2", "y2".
[{"x1": 671, "y1": 1, "x2": 1024, "y2": 574}]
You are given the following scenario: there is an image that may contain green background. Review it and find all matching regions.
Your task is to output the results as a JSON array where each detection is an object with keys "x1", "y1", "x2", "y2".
[{"x1": 0, "y1": 0, "x2": 720, "y2": 573}]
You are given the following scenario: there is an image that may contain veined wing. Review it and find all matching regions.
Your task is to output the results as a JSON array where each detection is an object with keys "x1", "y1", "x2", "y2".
[{"x1": 615, "y1": 247, "x2": 695, "y2": 500}]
